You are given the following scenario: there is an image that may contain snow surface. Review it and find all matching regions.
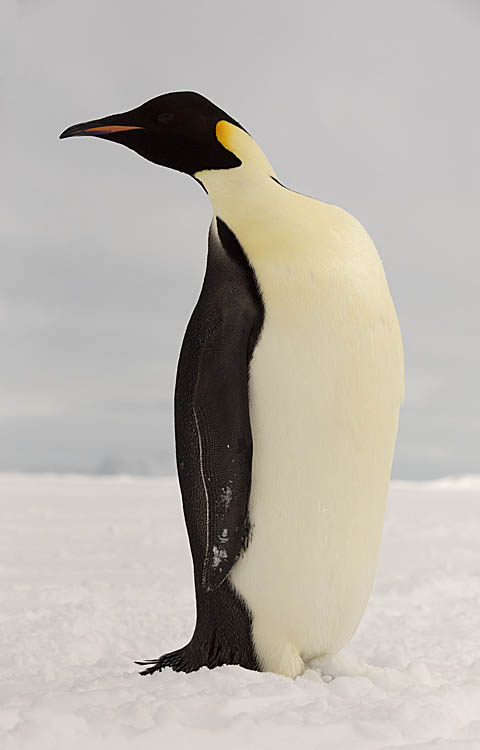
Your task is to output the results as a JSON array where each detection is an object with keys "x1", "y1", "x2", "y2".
[{"x1": 1, "y1": 473, "x2": 480, "y2": 749}]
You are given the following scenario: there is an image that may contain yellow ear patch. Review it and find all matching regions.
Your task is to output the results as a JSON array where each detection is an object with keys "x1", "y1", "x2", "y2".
[
  {"x1": 211, "y1": 119, "x2": 277, "y2": 177},
  {"x1": 216, "y1": 120, "x2": 235, "y2": 152}
]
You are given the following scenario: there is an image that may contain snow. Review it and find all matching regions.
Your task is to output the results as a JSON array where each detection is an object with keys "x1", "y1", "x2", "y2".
[{"x1": 1, "y1": 473, "x2": 480, "y2": 749}]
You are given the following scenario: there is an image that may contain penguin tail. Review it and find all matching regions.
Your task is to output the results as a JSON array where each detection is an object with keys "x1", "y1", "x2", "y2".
[
  {"x1": 135, "y1": 643, "x2": 208, "y2": 675},
  {"x1": 135, "y1": 631, "x2": 257, "y2": 675}
]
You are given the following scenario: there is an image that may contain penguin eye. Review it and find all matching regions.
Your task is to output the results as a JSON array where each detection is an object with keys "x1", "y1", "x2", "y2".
[{"x1": 157, "y1": 112, "x2": 174, "y2": 126}]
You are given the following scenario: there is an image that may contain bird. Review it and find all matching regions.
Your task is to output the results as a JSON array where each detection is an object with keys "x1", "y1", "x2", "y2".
[{"x1": 60, "y1": 91, "x2": 404, "y2": 679}]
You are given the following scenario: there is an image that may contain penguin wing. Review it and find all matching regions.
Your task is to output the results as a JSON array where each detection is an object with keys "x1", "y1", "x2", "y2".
[
  {"x1": 192, "y1": 308, "x2": 254, "y2": 591},
  {"x1": 175, "y1": 219, "x2": 263, "y2": 593}
]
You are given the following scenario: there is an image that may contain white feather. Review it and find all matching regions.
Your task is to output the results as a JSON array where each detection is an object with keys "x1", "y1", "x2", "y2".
[{"x1": 196, "y1": 125, "x2": 404, "y2": 678}]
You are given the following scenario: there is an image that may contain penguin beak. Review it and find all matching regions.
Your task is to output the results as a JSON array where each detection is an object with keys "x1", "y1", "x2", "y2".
[{"x1": 59, "y1": 115, "x2": 144, "y2": 140}]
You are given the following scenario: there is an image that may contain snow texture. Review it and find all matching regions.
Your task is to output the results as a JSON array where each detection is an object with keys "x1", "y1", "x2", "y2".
[{"x1": 1, "y1": 473, "x2": 480, "y2": 749}]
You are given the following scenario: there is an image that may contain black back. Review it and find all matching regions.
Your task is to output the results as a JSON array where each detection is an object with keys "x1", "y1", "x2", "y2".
[{"x1": 166, "y1": 217, "x2": 264, "y2": 670}]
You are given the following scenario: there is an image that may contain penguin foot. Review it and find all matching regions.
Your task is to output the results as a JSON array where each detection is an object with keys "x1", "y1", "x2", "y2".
[{"x1": 136, "y1": 644, "x2": 207, "y2": 676}]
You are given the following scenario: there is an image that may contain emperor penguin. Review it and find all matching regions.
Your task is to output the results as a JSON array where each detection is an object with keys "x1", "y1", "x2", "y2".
[{"x1": 60, "y1": 92, "x2": 404, "y2": 679}]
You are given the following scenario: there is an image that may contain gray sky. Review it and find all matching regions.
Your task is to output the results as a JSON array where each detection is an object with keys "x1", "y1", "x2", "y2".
[{"x1": 2, "y1": 0, "x2": 479, "y2": 478}]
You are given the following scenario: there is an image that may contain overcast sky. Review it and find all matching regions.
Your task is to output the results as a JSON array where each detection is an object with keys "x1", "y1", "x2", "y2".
[{"x1": 2, "y1": 0, "x2": 479, "y2": 478}]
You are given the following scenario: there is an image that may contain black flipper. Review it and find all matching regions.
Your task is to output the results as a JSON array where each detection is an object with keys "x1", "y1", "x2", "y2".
[
  {"x1": 138, "y1": 217, "x2": 264, "y2": 675},
  {"x1": 193, "y1": 309, "x2": 253, "y2": 590}
]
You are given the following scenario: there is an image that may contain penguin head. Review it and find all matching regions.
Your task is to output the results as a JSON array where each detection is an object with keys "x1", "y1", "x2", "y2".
[{"x1": 59, "y1": 91, "x2": 248, "y2": 176}]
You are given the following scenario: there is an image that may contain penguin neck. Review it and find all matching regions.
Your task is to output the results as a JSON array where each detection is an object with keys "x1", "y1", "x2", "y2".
[{"x1": 195, "y1": 123, "x2": 280, "y2": 231}]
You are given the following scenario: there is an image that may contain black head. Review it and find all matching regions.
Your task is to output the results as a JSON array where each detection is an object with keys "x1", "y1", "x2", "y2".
[{"x1": 59, "y1": 91, "x2": 246, "y2": 175}]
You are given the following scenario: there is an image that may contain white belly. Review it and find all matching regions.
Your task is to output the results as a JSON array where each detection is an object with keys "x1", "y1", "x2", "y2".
[
  {"x1": 196, "y1": 134, "x2": 404, "y2": 678},
  {"x1": 230, "y1": 254, "x2": 403, "y2": 677}
]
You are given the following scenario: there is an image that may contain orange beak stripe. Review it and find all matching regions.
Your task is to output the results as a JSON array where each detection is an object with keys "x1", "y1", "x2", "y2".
[{"x1": 83, "y1": 125, "x2": 144, "y2": 135}]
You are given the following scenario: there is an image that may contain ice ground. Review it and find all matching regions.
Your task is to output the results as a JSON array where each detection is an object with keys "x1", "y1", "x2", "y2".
[{"x1": 1, "y1": 474, "x2": 480, "y2": 750}]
